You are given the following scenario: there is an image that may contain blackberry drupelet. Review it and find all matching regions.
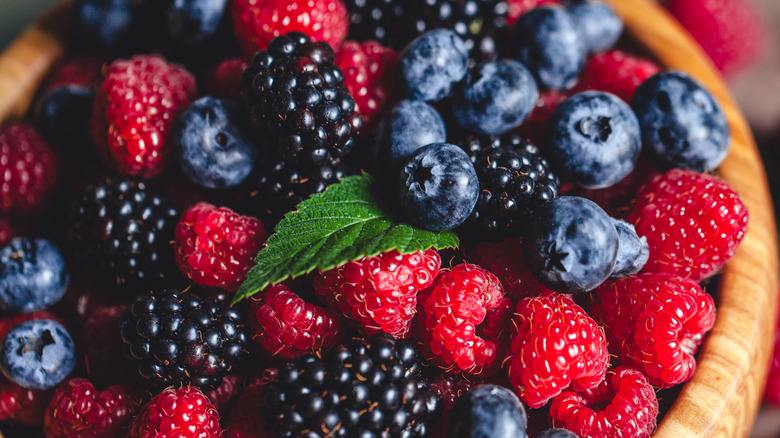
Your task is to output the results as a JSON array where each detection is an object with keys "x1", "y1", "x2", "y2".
[
  {"x1": 248, "y1": 154, "x2": 351, "y2": 225},
  {"x1": 459, "y1": 135, "x2": 559, "y2": 241},
  {"x1": 264, "y1": 334, "x2": 441, "y2": 438},
  {"x1": 346, "y1": 0, "x2": 509, "y2": 62},
  {"x1": 69, "y1": 174, "x2": 180, "y2": 291},
  {"x1": 240, "y1": 32, "x2": 363, "y2": 164},
  {"x1": 120, "y1": 289, "x2": 248, "y2": 391}
]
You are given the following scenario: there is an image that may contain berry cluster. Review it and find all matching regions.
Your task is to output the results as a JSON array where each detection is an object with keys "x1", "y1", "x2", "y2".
[{"x1": 0, "y1": 0, "x2": 756, "y2": 437}]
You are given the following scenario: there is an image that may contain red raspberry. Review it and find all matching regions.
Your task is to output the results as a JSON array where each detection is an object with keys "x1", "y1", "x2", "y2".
[
  {"x1": 765, "y1": 293, "x2": 780, "y2": 404},
  {"x1": 0, "y1": 217, "x2": 15, "y2": 246},
  {"x1": 90, "y1": 55, "x2": 197, "y2": 178},
  {"x1": 44, "y1": 54, "x2": 105, "y2": 92},
  {"x1": 468, "y1": 237, "x2": 551, "y2": 301},
  {"x1": 314, "y1": 249, "x2": 441, "y2": 338},
  {"x1": 573, "y1": 50, "x2": 661, "y2": 103},
  {"x1": 335, "y1": 40, "x2": 398, "y2": 129},
  {"x1": 506, "y1": 292, "x2": 609, "y2": 408},
  {"x1": 231, "y1": 0, "x2": 349, "y2": 57},
  {"x1": 205, "y1": 58, "x2": 249, "y2": 100},
  {"x1": 174, "y1": 202, "x2": 268, "y2": 293},
  {"x1": 129, "y1": 387, "x2": 221, "y2": 438},
  {"x1": 666, "y1": 0, "x2": 766, "y2": 77},
  {"x1": 0, "y1": 122, "x2": 61, "y2": 216},
  {"x1": 414, "y1": 264, "x2": 513, "y2": 375},
  {"x1": 549, "y1": 366, "x2": 659, "y2": 438},
  {"x1": 514, "y1": 89, "x2": 569, "y2": 145},
  {"x1": 43, "y1": 378, "x2": 146, "y2": 438},
  {"x1": 205, "y1": 374, "x2": 245, "y2": 412},
  {"x1": 629, "y1": 169, "x2": 748, "y2": 282},
  {"x1": 248, "y1": 283, "x2": 344, "y2": 358},
  {"x1": 80, "y1": 305, "x2": 137, "y2": 388},
  {"x1": 591, "y1": 273, "x2": 716, "y2": 388},
  {"x1": 225, "y1": 377, "x2": 274, "y2": 438},
  {"x1": 506, "y1": 0, "x2": 561, "y2": 24}
]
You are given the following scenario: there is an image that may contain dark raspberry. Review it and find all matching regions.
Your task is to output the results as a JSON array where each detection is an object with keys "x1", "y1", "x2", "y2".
[
  {"x1": 458, "y1": 135, "x2": 559, "y2": 241},
  {"x1": 240, "y1": 32, "x2": 363, "y2": 164},
  {"x1": 264, "y1": 334, "x2": 441, "y2": 437},
  {"x1": 69, "y1": 175, "x2": 180, "y2": 291},
  {"x1": 120, "y1": 289, "x2": 248, "y2": 391}
]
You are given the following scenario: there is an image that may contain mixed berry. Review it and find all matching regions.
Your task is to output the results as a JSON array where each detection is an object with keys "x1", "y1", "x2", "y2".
[{"x1": 0, "y1": 0, "x2": 757, "y2": 437}]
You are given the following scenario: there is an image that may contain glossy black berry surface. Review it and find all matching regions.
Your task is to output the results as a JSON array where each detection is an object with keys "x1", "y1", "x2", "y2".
[{"x1": 120, "y1": 289, "x2": 248, "y2": 391}]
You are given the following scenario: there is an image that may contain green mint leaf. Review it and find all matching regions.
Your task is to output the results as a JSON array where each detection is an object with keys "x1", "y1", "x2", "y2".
[{"x1": 232, "y1": 173, "x2": 459, "y2": 304}]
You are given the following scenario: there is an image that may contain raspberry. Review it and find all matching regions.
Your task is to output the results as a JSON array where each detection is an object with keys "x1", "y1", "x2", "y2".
[
  {"x1": 248, "y1": 283, "x2": 345, "y2": 358},
  {"x1": 427, "y1": 370, "x2": 487, "y2": 411},
  {"x1": 314, "y1": 249, "x2": 441, "y2": 337},
  {"x1": 414, "y1": 264, "x2": 513, "y2": 375},
  {"x1": 591, "y1": 273, "x2": 716, "y2": 388},
  {"x1": 43, "y1": 378, "x2": 146, "y2": 438},
  {"x1": 174, "y1": 202, "x2": 268, "y2": 293},
  {"x1": 629, "y1": 169, "x2": 748, "y2": 282},
  {"x1": 506, "y1": 0, "x2": 560, "y2": 24},
  {"x1": 90, "y1": 55, "x2": 197, "y2": 178},
  {"x1": 0, "y1": 217, "x2": 14, "y2": 246},
  {"x1": 204, "y1": 58, "x2": 249, "y2": 100},
  {"x1": 81, "y1": 305, "x2": 138, "y2": 388},
  {"x1": 44, "y1": 54, "x2": 105, "y2": 93},
  {"x1": 468, "y1": 237, "x2": 551, "y2": 301},
  {"x1": 231, "y1": 0, "x2": 349, "y2": 56},
  {"x1": 513, "y1": 89, "x2": 569, "y2": 144},
  {"x1": 573, "y1": 50, "x2": 661, "y2": 103},
  {"x1": 765, "y1": 297, "x2": 780, "y2": 404},
  {"x1": 205, "y1": 374, "x2": 245, "y2": 413},
  {"x1": 335, "y1": 40, "x2": 398, "y2": 129},
  {"x1": 129, "y1": 387, "x2": 222, "y2": 438},
  {"x1": 506, "y1": 292, "x2": 609, "y2": 408},
  {"x1": 549, "y1": 366, "x2": 659, "y2": 438},
  {"x1": 225, "y1": 376, "x2": 274, "y2": 438},
  {"x1": 666, "y1": 0, "x2": 766, "y2": 77},
  {"x1": 0, "y1": 122, "x2": 61, "y2": 216}
]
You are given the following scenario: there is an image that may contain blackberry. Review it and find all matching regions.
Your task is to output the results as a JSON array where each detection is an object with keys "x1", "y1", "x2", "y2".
[
  {"x1": 240, "y1": 32, "x2": 363, "y2": 165},
  {"x1": 346, "y1": 0, "x2": 509, "y2": 62},
  {"x1": 247, "y1": 154, "x2": 351, "y2": 225},
  {"x1": 69, "y1": 175, "x2": 180, "y2": 291},
  {"x1": 264, "y1": 334, "x2": 441, "y2": 437},
  {"x1": 458, "y1": 135, "x2": 559, "y2": 241},
  {"x1": 120, "y1": 289, "x2": 248, "y2": 391}
]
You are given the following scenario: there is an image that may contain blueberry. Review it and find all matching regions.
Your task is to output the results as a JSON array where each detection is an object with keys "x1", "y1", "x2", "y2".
[
  {"x1": 166, "y1": 0, "x2": 229, "y2": 46},
  {"x1": 0, "y1": 238, "x2": 69, "y2": 313},
  {"x1": 447, "y1": 384, "x2": 528, "y2": 438},
  {"x1": 511, "y1": 5, "x2": 586, "y2": 90},
  {"x1": 397, "y1": 143, "x2": 479, "y2": 231},
  {"x1": 174, "y1": 97, "x2": 257, "y2": 189},
  {"x1": 452, "y1": 59, "x2": 539, "y2": 136},
  {"x1": 632, "y1": 71, "x2": 730, "y2": 171},
  {"x1": 523, "y1": 196, "x2": 618, "y2": 293},
  {"x1": 0, "y1": 320, "x2": 75, "y2": 390},
  {"x1": 72, "y1": 0, "x2": 161, "y2": 52},
  {"x1": 536, "y1": 429, "x2": 580, "y2": 438},
  {"x1": 546, "y1": 91, "x2": 641, "y2": 189},
  {"x1": 372, "y1": 100, "x2": 447, "y2": 174},
  {"x1": 35, "y1": 86, "x2": 94, "y2": 151},
  {"x1": 566, "y1": 0, "x2": 623, "y2": 54},
  {"x1": 610, "y1": 218, "x2": 649, "y2": 278},
  {"x1": 399, "y1": 29, "x2": 470, "y2": 102}
]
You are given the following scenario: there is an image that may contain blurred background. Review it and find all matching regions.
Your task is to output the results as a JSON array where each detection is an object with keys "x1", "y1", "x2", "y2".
[{"x1": 0, "y1": 0, "x2": 779, "y2": 436}]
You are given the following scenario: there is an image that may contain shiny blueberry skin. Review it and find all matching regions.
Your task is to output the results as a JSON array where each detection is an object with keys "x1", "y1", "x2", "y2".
[
  {"x1": 35, "y1": 86, "x2": 94, "y2": 150},
  {"x1": 397, "y1": 143, "x2": 479, "y2": 231},
  {"x1": 546, "y1": 91, "x2": 641, "y2": 189},
  {"x1": 0, "y1": 238, "x2": 69, "y2": 313},
  {"x1": 372, "y1": 100, "x2": 447, "y2": 173},
  {"x1": 610, "y1": 218, "x2": 649, "y2": 278},
  {"x1": 523, "y1": 196, "x2": 618, "y2": 293},
  {"x1": 448, "y1": 384, "x2": 529, "y2": 438},
  {"x1": 399, "y1": 29, "x2": 470, "y2": 102},
  {"x1": 566, "y1": 0, "x2": 623, "y2": 54},
  {"x1": 72, "y1": 0, "x2": 159, "y2": 51},
  {"x1": 174, "y1": 97, "x2": 257, "y2": 189},
  {"x1": 0, "y1": 320, "x2": 75, "y2": 390},
  {"x1": 453, "y1": 59, "x2": 539, "y2": 136},
  {"x1": 632, "y1": 71, "x2": 730, "y2": 171},
  {"x1": 166, "y1": 0, "x2": 228, "y2": 45},
  {"x1": 536, "y1": 429, "x2": 580, "y2": 438},
  {"x1": 511, "y1": 5, "x2": 586, "y2": 90}
]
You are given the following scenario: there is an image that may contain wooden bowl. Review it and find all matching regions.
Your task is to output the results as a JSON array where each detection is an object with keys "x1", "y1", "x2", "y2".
[{"x1": 0, "y1": 0, "x2": 776, "y2": 437}]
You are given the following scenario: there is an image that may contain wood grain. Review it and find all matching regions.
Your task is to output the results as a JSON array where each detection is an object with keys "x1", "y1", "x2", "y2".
[{"x1": 0, "y1": 0, "x2": 776, "y2": 437}]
